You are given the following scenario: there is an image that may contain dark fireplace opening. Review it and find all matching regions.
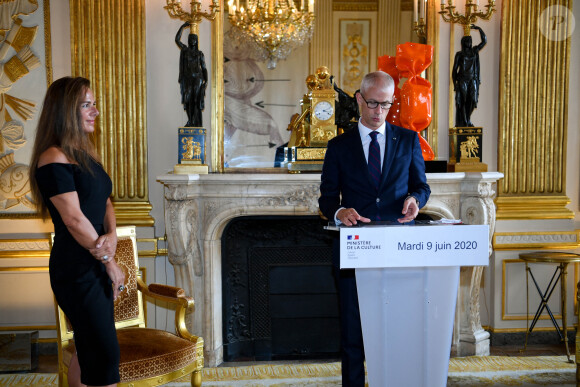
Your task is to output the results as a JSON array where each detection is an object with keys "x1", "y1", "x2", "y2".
[{"x1": 222, "y1": 216, "x2": 340, "y2": 362}]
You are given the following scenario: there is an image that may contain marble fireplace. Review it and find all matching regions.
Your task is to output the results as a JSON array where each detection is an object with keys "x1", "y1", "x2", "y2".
[{"x1": 157, "y1": 172, "x2": 503, "y2": 367}]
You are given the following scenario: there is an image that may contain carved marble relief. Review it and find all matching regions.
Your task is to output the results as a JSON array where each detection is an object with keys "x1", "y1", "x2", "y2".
[{"x1": 0, "y1": 1, "x2": 43, "y2": 213}]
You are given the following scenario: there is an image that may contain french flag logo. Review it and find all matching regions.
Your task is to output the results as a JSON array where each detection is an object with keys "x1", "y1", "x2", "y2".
[{"x1": 347, "y1": 235, "x2": 359, "y2": 240}]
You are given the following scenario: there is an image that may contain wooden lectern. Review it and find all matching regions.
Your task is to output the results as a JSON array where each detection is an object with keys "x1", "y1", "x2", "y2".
[{"x1": 340, "y1": 223, "x2": 489, "y2": 387}]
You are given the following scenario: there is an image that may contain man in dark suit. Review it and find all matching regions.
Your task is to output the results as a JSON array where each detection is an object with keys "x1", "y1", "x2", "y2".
[{"x1": 318, "y1": 71, "x2": 430, "y2": 387}]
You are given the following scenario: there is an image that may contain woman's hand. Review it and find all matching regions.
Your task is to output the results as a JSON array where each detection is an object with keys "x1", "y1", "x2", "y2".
[
  {"x1": 105, "y1": 259, "x2": 126, "y2": 300},
  {"x1": 89, "y1": 232, "x2": 117, "y2": 263}
]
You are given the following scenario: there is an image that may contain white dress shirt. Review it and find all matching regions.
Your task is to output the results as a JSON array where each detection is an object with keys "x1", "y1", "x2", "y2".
[{"x1": 334, "y1": 120, "x2": 387, "y2": 224}]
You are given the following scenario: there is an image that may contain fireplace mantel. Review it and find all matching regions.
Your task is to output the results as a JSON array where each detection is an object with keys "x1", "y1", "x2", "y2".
[{"x1": 157, "y1": 171, "x2": 503, "y2": 366}]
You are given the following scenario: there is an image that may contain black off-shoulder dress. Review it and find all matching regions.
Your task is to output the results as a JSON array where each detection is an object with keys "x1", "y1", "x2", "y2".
[{"x1": 36, "y1": 159, "x2": 120, "y2": 385}]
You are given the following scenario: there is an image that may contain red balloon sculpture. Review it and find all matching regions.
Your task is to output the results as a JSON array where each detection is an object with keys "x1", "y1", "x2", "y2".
[{"x1": 378, "y1": 43, "x2": 434, "y2": 161}]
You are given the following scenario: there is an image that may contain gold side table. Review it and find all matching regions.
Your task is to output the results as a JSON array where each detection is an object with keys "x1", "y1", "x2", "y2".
[{"x1": 519, "y1": 251, "x2": 580, "y2": 363}]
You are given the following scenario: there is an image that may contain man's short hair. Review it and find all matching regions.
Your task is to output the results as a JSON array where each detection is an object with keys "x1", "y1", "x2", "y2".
[{"x1": 360, "y1": 71, "x2": 395, "y2": 95}]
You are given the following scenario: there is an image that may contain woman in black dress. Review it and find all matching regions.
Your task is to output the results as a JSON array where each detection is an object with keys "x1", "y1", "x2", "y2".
[{"x1": 29, "y1": 77, "x2": 125, "y2": 387}]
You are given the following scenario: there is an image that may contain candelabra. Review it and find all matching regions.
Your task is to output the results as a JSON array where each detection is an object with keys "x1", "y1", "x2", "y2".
[
  {"x1": 439, "y1": 0, "x2": 495, "y2": 35},
  {"x1": 413, "y1": 18, "x2": 426, "y2": 39},
  {"x1": 165, "y1": 0, "x2": 220, "y2": 35},
  {"x1": 413, "y1": 0, "x2": 427, "y2": 39},
  {"x1": 227, "y1": 0, "x2": 315, "y2": 69}
]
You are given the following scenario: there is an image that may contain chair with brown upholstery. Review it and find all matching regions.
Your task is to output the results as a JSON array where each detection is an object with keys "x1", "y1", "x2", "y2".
[{"x1": 54, "y1": 226, "x2": 204, "y2": 386}]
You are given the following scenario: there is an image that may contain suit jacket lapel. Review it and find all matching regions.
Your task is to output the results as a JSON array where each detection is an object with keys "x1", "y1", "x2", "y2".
[
  {"x1": 352, "y1": 129, "x2": 371, "y2": 183},
  {"x1": 346, "y1": 123, "x2": 376, "y2": 189},
  {"x1": 380, "y1": 123, "x2": 399, "y2": 189}
]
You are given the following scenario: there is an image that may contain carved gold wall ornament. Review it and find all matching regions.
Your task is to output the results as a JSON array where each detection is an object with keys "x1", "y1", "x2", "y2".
[
  {"x1": 497, "y1": 0, "x2": 573, "y2": 220},
  {"x1": 0, "y1": 1, "x2": 38, "y2": 33},
  {"x1": 0, "y1": 152, "x2": 32, "y2": 209},
  {"x1": 0, "y1": 10, "x2": 42, "y2": 216},
  {"x1": 341, "y1": 22, "x2": 367, "y2": 95},
  {"x1": 11, "y1": 23, "x2": 37, "y2": 52}
]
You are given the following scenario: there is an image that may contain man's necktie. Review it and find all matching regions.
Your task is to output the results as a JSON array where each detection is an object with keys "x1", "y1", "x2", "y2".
[{"x1": 368, "y1": 131, "x2": 381, "y2": 190}]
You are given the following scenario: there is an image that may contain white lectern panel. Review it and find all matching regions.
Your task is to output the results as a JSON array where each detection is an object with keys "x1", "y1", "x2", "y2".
[
  {"x1": 356, "y1": 267, "x2": 458, "y2": 387},
  {"x1": 340, "y1": 224, "x2": 488, "y2": 268},
  {"x1": 340, "y1": 224, "x2": 489, "y2": 387}
]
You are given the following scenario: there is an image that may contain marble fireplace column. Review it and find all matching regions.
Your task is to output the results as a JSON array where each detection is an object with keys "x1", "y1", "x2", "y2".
[
  {"x1": 456, "y1": 175, "x2": 499, "y2": 356},
  {"x1": 163, "y1": 186, "x2": 205, "y2": 345}
]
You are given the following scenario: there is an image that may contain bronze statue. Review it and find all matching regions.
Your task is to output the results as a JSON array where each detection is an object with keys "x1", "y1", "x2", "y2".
[
  {"x1": 331, "y1": 76, "x2": 359, "y2": 131},
  {"x1": 175, "y1": 22, "x2": 208, "y2": 127},
  {"x1": 452, "y1": 25, "x2": 486, "y2": 127}
]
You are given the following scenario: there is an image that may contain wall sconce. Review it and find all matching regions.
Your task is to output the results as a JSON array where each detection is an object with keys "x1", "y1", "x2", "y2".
[
  {"x1": 413, "y1": 0, "x2": 427, "y2": 39},
  {"x1": 439, "y1": 0, "x2": 496, "y2": 35}
]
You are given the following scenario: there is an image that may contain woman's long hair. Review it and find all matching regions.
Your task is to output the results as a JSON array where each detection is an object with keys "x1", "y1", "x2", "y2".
[{"x1": 29, "y1": 76, "x2": 99, "y2": 219}]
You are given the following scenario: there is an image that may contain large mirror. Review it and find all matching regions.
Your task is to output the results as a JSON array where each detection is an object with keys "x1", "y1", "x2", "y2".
[{"x1": 211, "y1": 0, "x2": 439, "y2": 172}]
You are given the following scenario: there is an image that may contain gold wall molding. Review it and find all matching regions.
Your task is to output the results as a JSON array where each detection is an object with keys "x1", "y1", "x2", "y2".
[
  {"x1": 494, "y1": 230, "x2": 580, "y2": 251},
  {"x1": 0, "y1": 325, "x2": 55, "y2": 331},
  {"x1": 377, "y1": 0, "x2": 400, "y2": 58},
  {"x1": 211, "y1": 0, "x2": 224, "y2": 173},
  {"x1": 497, "y1": 1, "x2": 572, "y2": 219},
  {"x1": 495, "y1": 196, "x2": 574, "y2": 220},
  {"x1": 333, "y1": 1, "x2": 378, "y2": 12},
  {"x1": 69, "y1": 0, "x2": 153, "y2": 225},
  {"x1": 488, "y1": 327, "x2": 572, "y2": 333},
  {"x1": 0, "y1": 238, "x2": 163, "y2": 259},
  {"x1": 0, "y1": 239, "x2": 49, "y2": 258},
  {"x1": 43, "y1": 0, "x2": 52, "y2": 85},
  {"x1": 0, "y1": 267, "x2": 48, "y2": 272},
  {"x1": 425, "y1": 0, "x2": 438, "y2": 155},
  {"x1": 309, "y1": 0, "x2": 333, "y2": 74}
]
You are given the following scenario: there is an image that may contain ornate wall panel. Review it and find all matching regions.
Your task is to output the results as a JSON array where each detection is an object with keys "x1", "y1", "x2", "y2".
[
  {"x1": 69, "y1": 0, "x2": 153, "y2": 225},
  {"x1": 497, "y1": 0, "x2": 573, "y2": 219}
]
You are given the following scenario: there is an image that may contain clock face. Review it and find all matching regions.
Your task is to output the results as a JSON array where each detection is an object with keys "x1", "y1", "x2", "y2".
[{"x1": 313, "y1": 101, "x2": 334, "y2": 121}]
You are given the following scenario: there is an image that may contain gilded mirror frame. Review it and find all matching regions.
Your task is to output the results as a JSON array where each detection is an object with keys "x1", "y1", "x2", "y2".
[{"x1": 210, "y1": 0, "x2": 439, "y2": 172}]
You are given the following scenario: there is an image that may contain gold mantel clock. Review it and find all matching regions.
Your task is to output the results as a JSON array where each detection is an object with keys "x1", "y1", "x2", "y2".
[{"x1": 286, "y1": 66, "x2": 337, "y2": 172}]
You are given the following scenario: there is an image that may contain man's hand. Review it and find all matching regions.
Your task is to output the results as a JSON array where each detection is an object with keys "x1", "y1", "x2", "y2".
[
  {"x1": 397, "y1": 197, "x2": 419, "y2": 223},
  {"x1": 337, "y1": 208, "x2": 371, "y2": 226}
]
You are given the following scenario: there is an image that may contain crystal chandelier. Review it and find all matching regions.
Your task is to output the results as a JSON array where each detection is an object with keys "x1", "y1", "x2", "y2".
[{"x1": 227, "y1": 0, "x2": 315, "y2": 69}]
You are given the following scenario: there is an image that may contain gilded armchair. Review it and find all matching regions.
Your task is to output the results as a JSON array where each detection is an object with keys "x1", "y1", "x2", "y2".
[{"x1": 54, "y1": 226, "x2": 204, "y2": 386}]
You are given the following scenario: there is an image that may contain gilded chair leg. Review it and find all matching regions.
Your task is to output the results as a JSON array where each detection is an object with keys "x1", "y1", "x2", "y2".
[
  {"x1": 191, "y1": 370, "x2": 202, "y2": 387},
  {"x1": 59, "y1": 371, "x2": 68, "y2": 387},
  {"x1": 576, "y1": 281, "x2": 580, "y2": 387}
]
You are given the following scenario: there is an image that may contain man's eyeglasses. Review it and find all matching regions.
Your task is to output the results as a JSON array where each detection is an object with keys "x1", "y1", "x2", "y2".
[{"x1": 359, "y1": 93, "x2": 393, "y2": 110}]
